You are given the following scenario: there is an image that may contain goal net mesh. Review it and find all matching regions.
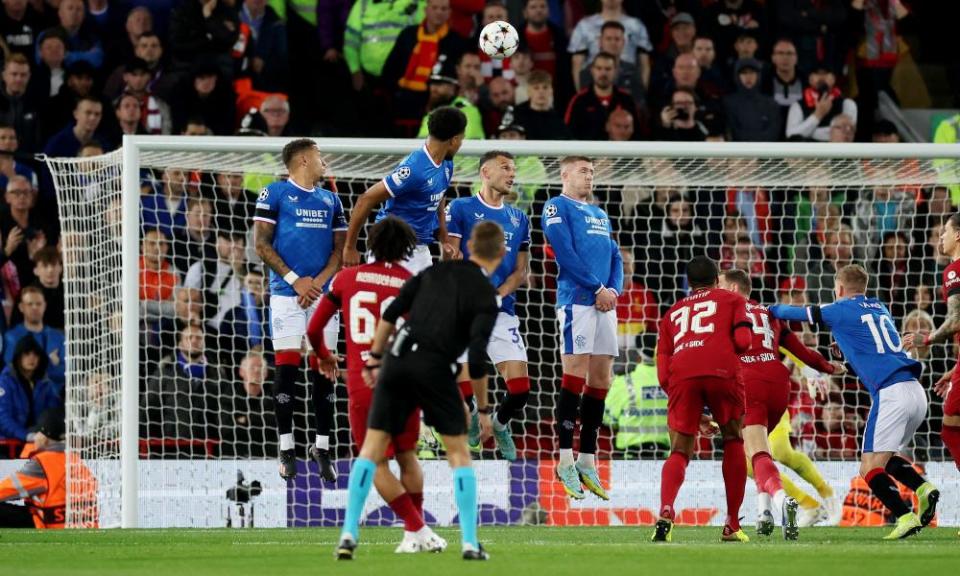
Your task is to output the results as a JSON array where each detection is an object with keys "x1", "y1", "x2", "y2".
[{"x1": 47, "y1": 143, "x2": 960, "y2": 528}]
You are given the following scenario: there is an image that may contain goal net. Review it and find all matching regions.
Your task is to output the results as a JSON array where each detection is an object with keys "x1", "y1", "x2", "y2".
[{"x1": 47, "y1": 138, "x2": 960, "y2": 528}]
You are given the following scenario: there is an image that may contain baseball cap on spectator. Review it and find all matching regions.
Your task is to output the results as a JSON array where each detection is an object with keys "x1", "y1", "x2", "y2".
[
  {"x1": 670, "y1": 12, "x2": 695, "y2": 27},
  {"x1": 735, "y1": 58, "x2": 762, "y2": 74},
  {"x1": 428, "y1": 55, "x2": 458, "y2": 86},
  {"x1": 779, "y1": 276, "x2": 807, "y2": 295},
  {"x1": 66, "y1": 60, "x2": 96, "y2": 80},
  {"x1": 37, "y1": 407, "x2": 66, "y2": 441},
  {"x1": 237, "y1": 108, "x2": 268, "y2": 136}
]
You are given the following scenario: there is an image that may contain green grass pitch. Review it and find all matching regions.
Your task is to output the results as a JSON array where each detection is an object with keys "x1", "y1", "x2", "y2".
[{"x1": 3, "y1": 526, "x2": 958, "y2": 576}]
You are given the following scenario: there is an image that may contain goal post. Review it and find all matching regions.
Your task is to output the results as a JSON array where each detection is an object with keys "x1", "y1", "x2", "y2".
[{"x1": 43, "y1": 135, "x2": 960, "y2": 529}]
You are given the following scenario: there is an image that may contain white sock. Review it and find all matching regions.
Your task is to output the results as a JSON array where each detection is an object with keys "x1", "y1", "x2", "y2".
[
  {"x1": 559, "y1": 448, "x2": 575, "y2": 467},
  {"x1": 279, "y1": 433, "x2": 294, "y2": 451},
  {"x1": 773, "y1": 489, "x2": 787, "y2": 522},
  {"x1": 577, "y1": 452, "x2": 595, "y2": 468},
  {"x1": 492, "y1": 413, "x2": 507, "y2": 432},
  {"x1": 316, "y1": 435, "x2": 329, "y2": 450},
  {"x1": 757, "y1": 491, "x2": 772, "y2": 517}
]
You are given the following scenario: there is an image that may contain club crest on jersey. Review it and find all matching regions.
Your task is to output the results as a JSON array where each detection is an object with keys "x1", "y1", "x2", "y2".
[
  {"x1": 950, "y1": 271, "x2": 957, "y2": 280},
  {"x1": 544, "y1": 204, "x2": 557, "y2": 217},
  {"x1": 510, "y1": 214, "x2": 520, "y2": 228}
]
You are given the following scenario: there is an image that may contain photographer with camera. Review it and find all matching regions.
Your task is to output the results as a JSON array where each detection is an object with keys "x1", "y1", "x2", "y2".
[
  {"x1": 785, "y1": 63, "x2": 857, "y2": 142},
  {"x1": 657, "y1": 88, "x2": 709, "y2": 141}
]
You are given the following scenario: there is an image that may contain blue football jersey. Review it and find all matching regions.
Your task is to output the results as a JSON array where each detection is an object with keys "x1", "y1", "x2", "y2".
[
  {"x1": 446, "y1": 194, "x2": 530, "y2": 315},
  {"x1": 770, "y1": 295, "x2": 922, "y2": 396},
  {"x1": 376, "y1": 144, "x2": 454, "y2": 245},
  {"x1": 542, "y1": 194, "x2": 623, "y2": 307},
  {"x1": 253, "y1": 179, "x2": 347, "y2": 297}
]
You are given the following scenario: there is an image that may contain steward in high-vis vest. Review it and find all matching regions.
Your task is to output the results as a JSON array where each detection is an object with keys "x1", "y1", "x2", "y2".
[
  {"x1": 0, "y1": 408, "x2": 66, "y2": 528},
  {"x1": 344, "y1": 0, "x2": 424, "y2": 79},
  {"x1": 602, "y1": 361, "x2": 670, "y2": 457},
  {"x1": 933, "y1": 114, "x2": 960, "y2": 205}
]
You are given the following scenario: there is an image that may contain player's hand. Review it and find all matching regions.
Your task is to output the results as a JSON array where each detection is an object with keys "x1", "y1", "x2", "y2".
[
  {"x1": 699, "y1": 414, "x2": 719, "y2": 437},
  {"x1": 595, "y1": 288, "x2": 617, "y2": 312},
  {"x1": 362, "y1": 361, "x2": 381, "y2": 388},
  {"x1": 934, "y1": 370, "x2": 954, "y2": 398},
  {"x1": 830, "y1": 341, "x2": 843, "y2": 360},
  {"x1": 828, "y1": 360, "x2": 846, "y2": 376},
  {"x1": 4, "y1": 226, "x2": 23, "y2": 256},
  {"x1": 317, "y1": 353, "x2": 339, "y2": 381},
  {"x1": 442, "y1": 240, "x2": 461, "y2": 260},
  {"x1": 813, "y1": 93, "x2": 834, "y2": 120},
  {"x1": 902, "y1": 330, "x2": 929, "y2": 352},
  {"x1": 660, "y1": 106, "x2": 678, "y2": 127},
  {"x1": 343, "y1": 245, "x2": 361, "y2": 268},
  {"x1": 292, "y1": 276, "x2": 318, "y2": 308},
  {"x1": 478, "y1": 412, "x2": 493, "y2": 443}
]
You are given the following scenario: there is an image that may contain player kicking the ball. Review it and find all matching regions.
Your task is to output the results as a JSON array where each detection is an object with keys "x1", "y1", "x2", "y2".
[
  {"x1": 253, "y1": 139, "x2": 345, "y2": 482},
  {"x1": 445, "y1": 151, "x2": 531, "y2": 461},
  {"x1": 543, "y1": 156, "x2": 623, "y2": 500},
  {"x1": 718, "y1": 268, "x2": 841, "y2": 540},
  {"x1": 307, "y1": 217, "x2": 446, "y2": 554},
  {"x1": 654, "y1": 256, "x2": 753, "y2": 543},
  {"x1": 772, "y1": 264, "x2": 939, "y2": 540}
]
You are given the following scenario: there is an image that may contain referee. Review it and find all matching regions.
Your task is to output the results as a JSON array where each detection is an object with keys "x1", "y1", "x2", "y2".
[{"x1": 336, "y1": 221, "x2": 505, "y2": 562}]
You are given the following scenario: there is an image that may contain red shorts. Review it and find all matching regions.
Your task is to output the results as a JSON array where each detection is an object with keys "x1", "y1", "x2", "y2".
[
  {"x1": 945, "y1": 377, "x2": 960, "y2": 417},
  {"x1": 744, "y1": 377, "x2": 790, "y2": 429},
  {"x1": 348, "y1": 386, "x2": 420, "y2": 458},
  {"x1": 667, "y1": 376, "x2": 744, "y2": 436}
]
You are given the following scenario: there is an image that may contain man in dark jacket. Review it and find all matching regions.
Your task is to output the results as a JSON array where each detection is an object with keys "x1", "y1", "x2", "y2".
[
  {"x1": 169, "y1": 0, "x2": 240, "y2": 80},
  {"x1": 0, "y1": 54, "x2": 41, "y2": 154},
  {"x1": 513, "y1": 69, "x2": 570, "y2": 140},
  {"x1": 723, "y1": 58, "x2": 781, "y2": 142},
  {"x1": 564, "y1": 52, "x2": 638, "y2": 140},
  {"x1": 0, "y1": 335, "x2": 60, "y2": 442}
]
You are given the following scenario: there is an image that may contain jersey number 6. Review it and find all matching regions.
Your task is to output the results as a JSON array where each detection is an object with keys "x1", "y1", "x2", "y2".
[{"x1": 349, "y1": 291, "x2": 397, "y2": 345}]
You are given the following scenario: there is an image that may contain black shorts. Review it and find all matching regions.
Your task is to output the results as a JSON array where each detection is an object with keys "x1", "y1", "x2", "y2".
[{"x1": 368, "y1": 347, "x2": 466, "y2": 437}]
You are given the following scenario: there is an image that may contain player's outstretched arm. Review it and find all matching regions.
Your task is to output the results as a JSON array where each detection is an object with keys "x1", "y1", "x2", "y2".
[
  {"x1": 498, "y1": 251, "x2": 529, "y2": 298},
  {"x1": 769, "y1": 303, "x2": 815, "y2": 324},
  {"x1": 254, "y1": 220, "x2": 317, "y2": 302},
  {"x1": 343, "y1": 181, "x2": 391, "y2": 267}
]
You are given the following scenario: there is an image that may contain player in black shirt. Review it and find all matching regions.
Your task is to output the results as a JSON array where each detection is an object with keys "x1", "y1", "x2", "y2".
[{"x1": 336, "y1": 221, "x2": 505, "y2": 562}]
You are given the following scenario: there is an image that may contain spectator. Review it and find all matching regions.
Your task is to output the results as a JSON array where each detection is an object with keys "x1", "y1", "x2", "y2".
[
  {"x1": 139, "y1": 227, "x2": 178, "y2": 304},
  {"x1": 605, "y1": 107, "x2": 634, "y2": 141},
  {"x1": 692, "y1": 36, "x2": 728, "y2": 99},
  {"x1": 342, "y1": 0, "x2": 423, "y2": 94},
  {"x1": 853, "y1": 185, "x2": 915, "y2": 250},
  {"x1": 0, "y1": 122, "x2": 37, "y2": 191},
  {"x1": 109, "y1": 91, "x2": 146, "y2": 143},
  {"x1": 240, "y1": 0, "x2": 288, "y2": 93},
  {"x1": 171, "y1": 197, "x2": 215, "y2": 275},
  {"x1": 381, "y1": 0, "x2": 469, "y2": 136},
  {"x1": 44, "y1": 96, "x2": 106, "y2": 158},
  {"x1": 657, "y1": 87, "x2": 708, "y2": 141},
  {"x1": 41, "y1": 60, "x2": 98, "y2": 144},
  {"x1": 416, "y1": 56, "x2": 484, "y2": 139},
  {"x1": 259, "y1": 95, "x2": 290, "y2": 137},
  {"x1": 219, "y1": 267, "x2": 269, "y2": 363},
  {"x1": 104, "y1": 32, "x2": 172, "y2": 100},
  {"x1": 141, "y1": 167, "x2": 189, "y2": 240},
  {"x1": 185, "y1": 229, "x2": 246, "y2": 333},
  {"x1": 0, "y1": 335, "x2": 59, "y2": 442},
  {"x1": 774, "y1": 0, "x2": 847, "y2": 75},
  {"x1": 220, "y1": 346, "x2": 276, "y2": 458},
  {"x1": 730, "y1": 28, "x2": 761, "y2": 69},
  {"x1": 568, "y1": 0, "x2": 652, "y2": 92},
  {"x1": 871, "y1": 119, "x2": 901, "y2": 143},
  {"x1": 876, "y1": 230, "x2": 917, "y2": 320},
  {"x1": 761, "y1": 38, "x2": 803, "y2": 130},
  {"x1": 37, "y1": 0, "x2": 104, "y2": 70},
  {"x1": 1, "y1": 176, "x2": 51, "y2": 286},
  {"x1": 171, "y1": 62, "x2": 236, "y2": 136},
  {"x1": 851, "y1": 0, "x2": 909, "y2": 141},
  {"x1": 815, "y1": 401, "x2": 860, "y2": 460},
  {"x1": 785, "y1": 64, "x2": 857, "y2": 142},
  {"x1": 615, "y1": 247, "x2": 659, "y2": 353},
  {"x1": 513, "y1": 70, "x2": 570, "y2": 140},
  {"x1": 511, "y1": 48, "x2": 533, "y2": 104},
  {"x1": 0, "y1": 0, "x2": 42, "y2": 56},
  {"x1": 169, "y1": 0, "x2": 239, "y2": 80},
  {"x1": 648, "y1": 12, "x2": 697, "y2": 100},
  {"x1": 807, "y1": 225, "x2": 855, "y2": 305},
  {"x1": 565, "y1": 52, "x2": 638, "y2": 140},
  {"x1": 32, "y1": 247, "x2": 64, "y2": 330},
  {"x1": 702, "y1": 0, "x2": 765, "y2": 66},
  {"x1": 482, "y1": 76, "x2": 514, "y2": 136},
  {"x1": 454, "y1": 51, "x2": 483, "y2": 105},
  {"x1": 181, "y1": 117, "x2": 211, "y2": 136},
  {"x1": 577, "y1": 21, "x2": 645, "y2": 104},
  {"x1": 105, "y1": 6, "x2": 153, "y2": 72},
  {"x1": 827, "y1": 113, "x2": 855, "y2": 143},
  {"x1": 520, "y1": 0, "x2": 571, "y2": 105},
  {"x1": 118, "y1": 58, "x2": 172, "y2": 135},
  {"x1": 476, "y1": 1, "x2": 513, "y2": 83},
  {"x1": 901, "y1": 309, "x2": 935, "y2": 361},
  {"x1": 34, "y1": 31, "x2": 67, "y2": 100},
  {"x1": 141, "y1": 322, "x2": 225, "y2": 442},
  {"x1": 4, "y1": 286, "x2": 66, "y2": 386},
  {"x1": 723, "y1": 58, "x2": 780, "y2": 142},
  {"x1": 913, "y1": 186, "x2": 951, "y2": 246},
  {"x1": 650, "y1": 196, "x2": 705, "y2": 303},
  {"x1": 213, "y1": 170, "x2": 254, "y2": 233},
  {"x1": 0, "y1": 54, "x2": 40, "y2": 155}
]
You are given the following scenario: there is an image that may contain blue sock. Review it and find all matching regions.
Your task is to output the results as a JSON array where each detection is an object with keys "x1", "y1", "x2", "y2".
[
  {"x1": 453, "y1": 466, "x2": 478, "y2": 549},
  {"x1": 340, "y1": 458, "x2": 376, "y2": 541}
]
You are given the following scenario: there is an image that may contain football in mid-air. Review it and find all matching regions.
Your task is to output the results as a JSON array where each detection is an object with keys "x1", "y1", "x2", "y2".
[{"x1": 479, "y1": 20, "x2": 519, "y2": 60}]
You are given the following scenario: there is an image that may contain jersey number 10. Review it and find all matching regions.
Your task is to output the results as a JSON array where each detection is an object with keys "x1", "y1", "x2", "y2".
[
  {"x1": 860, "y1": 313, "x2": 903, "y2": 354},
  {"x1": 349, "y1": 291, "x2": 397, "y2": 344}
]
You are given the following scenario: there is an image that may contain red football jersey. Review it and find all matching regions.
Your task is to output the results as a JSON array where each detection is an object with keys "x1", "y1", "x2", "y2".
[
  {"x1": 307, "y1": 261, "x2": 411, "y2": 394},
  {"x1": 941, "y1": 259, "x2": 960, "y2": 384},
  {"x1": 657, "y1": 288, "x2": 751, "y2": 384}
]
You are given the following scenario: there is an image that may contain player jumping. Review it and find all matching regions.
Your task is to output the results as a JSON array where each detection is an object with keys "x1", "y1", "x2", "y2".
[
  {"x1": 772, "y1": 264, "x2": 940, "y2": 540},
  {"x1": 342, "y1": 106, "x2": 467, "y2": 274},
  {"x1": 654, "y1": 256, "x2": 753, "y2": 543},
  {"x1": 253, "y1": 138, "x2": 345, "y2": 482},
  {"x1": 307, "y1": 216, "x2": 446, "y2": 554},
  {"x1": 543, "y1": 155, "x2": 623, "y2": 500},
  {"x1": 445, "y1": 151, "x2": 531, "y2": 461},
  {"x1": 718, "y1": 268, "x2": 841, "y2": 539}
]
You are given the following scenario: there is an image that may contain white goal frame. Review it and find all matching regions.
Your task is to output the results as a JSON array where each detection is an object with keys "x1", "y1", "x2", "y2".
[{"x1": 116, "y1": 135, "x2": 960, "y2": 528}]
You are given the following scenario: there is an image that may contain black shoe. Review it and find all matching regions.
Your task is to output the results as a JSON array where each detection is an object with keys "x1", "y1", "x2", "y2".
[
  {"x1": 309, "y1": 446, "x2": 338, "y2": 483},
  {"x1": 462, "y1": 544, "x2": 489, "y2": 560},
  {"x1": 336, "y1": 537, "x2": 356, "y2": 560},
  {"x1": 279, "y1": 449, "x2": 296, "y2": 480}
]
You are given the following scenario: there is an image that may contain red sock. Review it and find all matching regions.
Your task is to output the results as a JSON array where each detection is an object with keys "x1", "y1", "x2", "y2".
[
  {"x1": 942, "y1": 425, "x2": 960, "y2": 470},
  {"x1": 722, "y1": 439, "x2": 747, "y2": 531},
  {"x1": 409, "y1": 492, "x2": 424, "y2": 516},
  {"x1": 459, "y1": 380, "x2": 474, "y2": 399},
  {"x1": 751, "y1": 451, "x2": 783, "y2": 496},
  {"x1": 388, "y1": 493, "x2": 425, "y2": 532},
  {"x1": 659, "y1": 451, "x2": 689, "y2": 520},
  {"x1": 561, "y1": 374, "x2": 586, "y2": 395}
]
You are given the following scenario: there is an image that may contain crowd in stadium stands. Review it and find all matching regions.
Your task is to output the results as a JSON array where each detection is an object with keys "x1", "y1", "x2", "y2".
[{"x1": 0, "y1": 0, "x2": 954, "y2": 461}]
